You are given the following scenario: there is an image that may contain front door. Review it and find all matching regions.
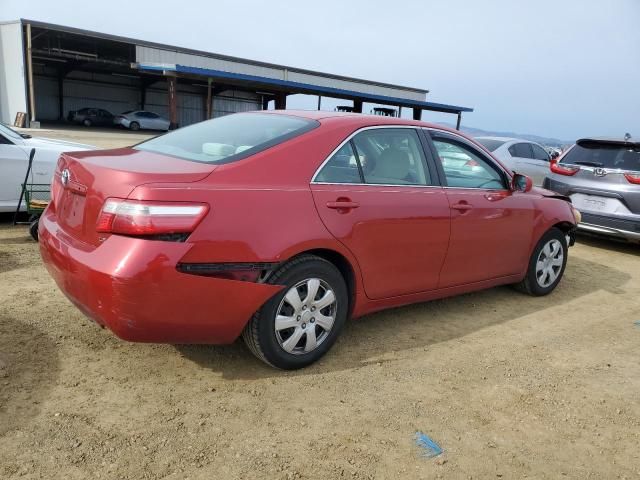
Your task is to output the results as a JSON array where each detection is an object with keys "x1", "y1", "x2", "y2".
[
  {"x1": 311, "y1": 127, "x2": 451, "y2": 299},
  {"x1": 428, "y1": 130, "x2": 534, "y2": 288}
]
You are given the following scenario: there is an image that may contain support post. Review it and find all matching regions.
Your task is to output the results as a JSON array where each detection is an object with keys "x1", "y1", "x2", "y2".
[
  {"x1": 262, "y1": 95, "x2": 269, "y2": 110},
  {"x1": 412, "y1": 108, "x2": 422, "y2": 121},
  {"x1": 167, "y1": 75, "x2": 178, "y2": 130},
  {"x1": 140, "y1": 83, "x2": 146, "y2": 110},
  {"x1": 206, "y1": 78, "x2": 212, "y2": 119},
  {"x1": 398, "y1": 106, "x2": 402, "y2": 118},
  {"x1": 274, "y1": 92, "x2": 287, "y2": 110},
  {"x1": 26, "y1": 23, "x2": 37, "y2": 126},
  {"x1": 58, "y1": 72, "x2": 64, "y2": 120},
  {"x1": 353, "y1": 99, "x2": 363, "y2": 113},
  {"x1": 456, "y1": 112, "x2": 462, "y2": 130},
  {"x1": 317, "y1": 96, "x2": 322, "y2": 110}
]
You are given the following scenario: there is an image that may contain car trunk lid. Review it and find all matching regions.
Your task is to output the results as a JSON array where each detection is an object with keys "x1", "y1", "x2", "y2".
[{"x1": 52, "y1": 148, "x2": 215, "y2": 246}]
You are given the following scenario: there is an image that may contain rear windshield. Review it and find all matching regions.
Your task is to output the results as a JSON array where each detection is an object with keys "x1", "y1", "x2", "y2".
[
  {"x1": 475, "y1": 138, "x2": 506, "y2": 152},
  {"x1": 134, "y1": 113, "x2": 318, "y2": 164},
  {"x1": 561, "y1": 142, "x2": 640, "y2": 172}
]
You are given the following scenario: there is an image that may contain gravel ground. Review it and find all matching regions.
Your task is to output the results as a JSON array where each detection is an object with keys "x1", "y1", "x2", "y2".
[{"x1": 1, "y1": 128, "x2": 639, "y2": 479}]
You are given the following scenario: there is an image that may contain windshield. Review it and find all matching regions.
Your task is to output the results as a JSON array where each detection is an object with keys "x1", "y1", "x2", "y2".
[
  {"x1": 561, "y1": 142, "x2": 640, "y2": 172},
  {"x1": 134, "y1": 113, "x2": 318, "y2": 164},
  {"x1": 0, "y1": 123, "x2": 24, "y2": 141},
  {"x1": 475, "y1": 138, "x2": 506, "y2": 152}
]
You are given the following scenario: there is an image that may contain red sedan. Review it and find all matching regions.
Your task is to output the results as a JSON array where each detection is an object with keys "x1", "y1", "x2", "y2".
[{"x1": 40, "y1": 111, "x2": 579, "y2": 369}]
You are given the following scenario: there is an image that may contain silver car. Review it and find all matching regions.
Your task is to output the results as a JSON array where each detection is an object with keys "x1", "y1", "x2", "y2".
[
  {"x1": 114, "y1": 110, "x2": 170, "y2": 131},
  {"x1": 475, "y1": 136, "x2": 552, "y2": 185},
  {"x1": 543, "y1": 136, "x2": 640, "y2": 243}
]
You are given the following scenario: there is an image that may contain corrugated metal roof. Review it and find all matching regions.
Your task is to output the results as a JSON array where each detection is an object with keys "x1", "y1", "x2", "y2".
[{"x1": 135, "y1": 63, "x2": 473, "y2": 114}]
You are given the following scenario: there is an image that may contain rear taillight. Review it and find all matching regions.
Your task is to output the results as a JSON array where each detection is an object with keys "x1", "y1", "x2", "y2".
[
  {"x1": 550, "y1": 159, "x2": 579, "y2": 176},
  {"x1": 96, "y1": 199, "x2": 208, "y2": 236},
  {"x1": 624, "y1": 173, "x2": 640, "y2": 185}
]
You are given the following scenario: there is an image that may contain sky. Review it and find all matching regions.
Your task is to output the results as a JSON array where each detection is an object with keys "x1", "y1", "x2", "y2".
[{"x1": 1, "y1": 0, "x2": 639, "y2": 141}]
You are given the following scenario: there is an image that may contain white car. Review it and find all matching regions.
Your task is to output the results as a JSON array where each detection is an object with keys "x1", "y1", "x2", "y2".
[
  {"x1": 475, "y1": 136, "x2": 552, "y2": 186},
  {"x1": 0, "y1": 123, "x2": 95, "y2": 212},
  {"x1": 113, "y1": 111, "x2": 171, "y2": 131}
]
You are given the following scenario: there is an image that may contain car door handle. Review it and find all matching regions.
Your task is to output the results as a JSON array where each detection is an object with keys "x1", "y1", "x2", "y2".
[
  {"x1": 326, "y1": 200, "x2": 360, "y2": 210},
  {"x1": 451, "y1": 201, "x2": 473, "y2": 212}
]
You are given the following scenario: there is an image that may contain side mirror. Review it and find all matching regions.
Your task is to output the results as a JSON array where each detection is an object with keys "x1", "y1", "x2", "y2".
[{"x1": 512, "y1": 173, "x2": 533, "y2": 193}]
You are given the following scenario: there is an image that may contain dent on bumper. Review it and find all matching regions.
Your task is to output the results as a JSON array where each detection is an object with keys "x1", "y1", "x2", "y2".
[{"x1": 39, "y1": 213, "x2": 283, "y2": 344}]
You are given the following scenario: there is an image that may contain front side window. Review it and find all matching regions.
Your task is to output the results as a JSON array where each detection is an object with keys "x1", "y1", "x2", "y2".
[
  {"x1": 432, "y1": 134, "x2": 506, "y2": 189},
  {"x1": 531, "y1": 144, "x2": 550, "y2": 161},
  {"x1": 135, "y1": 113, "x2": 318, "y2": 164},
  {"x1": 509, "y1": 143, "x2": 533, "y2": 158}
]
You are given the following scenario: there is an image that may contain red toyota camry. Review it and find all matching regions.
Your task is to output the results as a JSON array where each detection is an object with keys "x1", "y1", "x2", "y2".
[{"x1": 40, "y1": 111, "x2": 579, "y2": 369}]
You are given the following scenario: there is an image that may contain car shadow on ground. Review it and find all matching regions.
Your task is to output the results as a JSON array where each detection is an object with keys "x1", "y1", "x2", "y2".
[
  {"x1": 575, "y1": 233, "x2": 639, "y2": 256},
  {"x1": 177, "y1": 254, "x2": 631, "y2": 380},
  {"x1": 0, "y1": 314, "x2": 60, "y2": 436}
]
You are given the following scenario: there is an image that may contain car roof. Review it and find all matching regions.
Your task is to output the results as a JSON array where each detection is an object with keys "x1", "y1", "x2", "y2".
[
  {"x1": 475, "y1": 136, "x2": 523, "y2": 143},
  {"x1": 250, "y1": 109, "x2": 461, "y2": 133}
]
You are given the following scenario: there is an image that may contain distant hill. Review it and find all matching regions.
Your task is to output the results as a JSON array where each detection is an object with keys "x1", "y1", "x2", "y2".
[{"x1": 439, "y1": 123, "x2": 573, "y2": 147}]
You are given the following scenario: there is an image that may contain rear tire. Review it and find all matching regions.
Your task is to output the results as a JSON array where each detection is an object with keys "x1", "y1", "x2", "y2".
[
  {"x1": 29, "y1": 218, "x2": 39, "y2": 242},
  {"x1": 514, "y1": 227, "x2": 568, "y2": 296},
  {"x1": 129, "y1": 121, "x2": 140, "y2": 131},
  {"x1": 83, "y1": 119, "x2": 92, "y2": 127},
  {"x1": 242, "y1": 255, "x2": 349, "y2": 369}
]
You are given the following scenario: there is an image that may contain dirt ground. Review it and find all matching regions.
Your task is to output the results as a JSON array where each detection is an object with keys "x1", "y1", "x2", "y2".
[{"x1": 1, "y1": 127, "x2": 640, "y2": 479}]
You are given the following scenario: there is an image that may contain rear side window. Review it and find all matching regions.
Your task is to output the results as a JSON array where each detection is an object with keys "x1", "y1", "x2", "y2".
[
  {"x1": 315, "y1": 142, "x2": 362, "y2": 183},
  {"x1": 475, "y1": 138, "x2": 506, "y2": 152},
  {"x1": 531, "y1": 144, "x2": 550, "y2": 161},
  {"x1": 509, "y1": 143, "x2": 533, "y2": 158},
  {"x1": 135, "y1": 113, "x2": 318, "y2": 164},
  {"x1": 561, "y1": 142, "x2": 640, "y2": 172},
  {"x1": 315, "y1": 128, "x2": 431, "y2": 185},
  {"x1": 353, "y1": 129, "x2": 430, "y2": 185}
]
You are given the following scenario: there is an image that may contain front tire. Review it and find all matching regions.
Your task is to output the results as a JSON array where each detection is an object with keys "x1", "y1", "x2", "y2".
[
  {"x1": 83, "y1": 119, "x2": 92, "y2": 127},
  {"x1": 515, "y1": 227, "x2": 568, "y2": 296},
  {"x1": 243, "y1": 255, "x2": 349, "y2": 369}
]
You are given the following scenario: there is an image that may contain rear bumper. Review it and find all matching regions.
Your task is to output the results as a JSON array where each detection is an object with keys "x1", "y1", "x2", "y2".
[
  {"x1": 577, "y1": 212, "x2": 640, "y2": 242},
  {"x1": 39, "y1": 210, "x2": 283, "y2": 344}
]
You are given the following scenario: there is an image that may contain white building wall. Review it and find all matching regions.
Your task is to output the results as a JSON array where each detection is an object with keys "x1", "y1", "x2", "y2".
[{"x1": 0, "y1": 22, "x2": 28, "y2": 125}]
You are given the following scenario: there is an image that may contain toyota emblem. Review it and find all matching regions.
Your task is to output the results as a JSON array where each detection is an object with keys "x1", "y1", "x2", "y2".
[{"x1": 61, "y1": 168, "x2": 70, "y2": 186}]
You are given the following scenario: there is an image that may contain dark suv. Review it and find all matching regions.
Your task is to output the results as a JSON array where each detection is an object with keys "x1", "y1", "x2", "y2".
[
  {"x1": 68, "y1": 108, "x2": 115, "y2": 127},
  {"x1": 543, "y1": 135, "x2": 640, "y2": 242}
]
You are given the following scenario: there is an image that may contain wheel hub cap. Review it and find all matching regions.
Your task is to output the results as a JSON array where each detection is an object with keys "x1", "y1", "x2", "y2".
[
  {"x1": 275, "y1": 278, "x2": 337, "y2": 355},
  {"x1": 535, "y1": 239, "x2": 564, "y2": 288}
]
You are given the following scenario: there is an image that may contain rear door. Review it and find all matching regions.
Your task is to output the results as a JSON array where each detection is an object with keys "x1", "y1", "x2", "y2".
[
  {"x1": 508, "y1": 142, "x2": 537, "y2": 179},
  {"x1": 311, "y1": 127, "x2": 451, "y2": 299},
  {"x1": 522, "y1": 143, "x2": 552, "y2": 185},
  {"x1": 427, "y1": 130, "x2": 534, "y2": 288}
]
